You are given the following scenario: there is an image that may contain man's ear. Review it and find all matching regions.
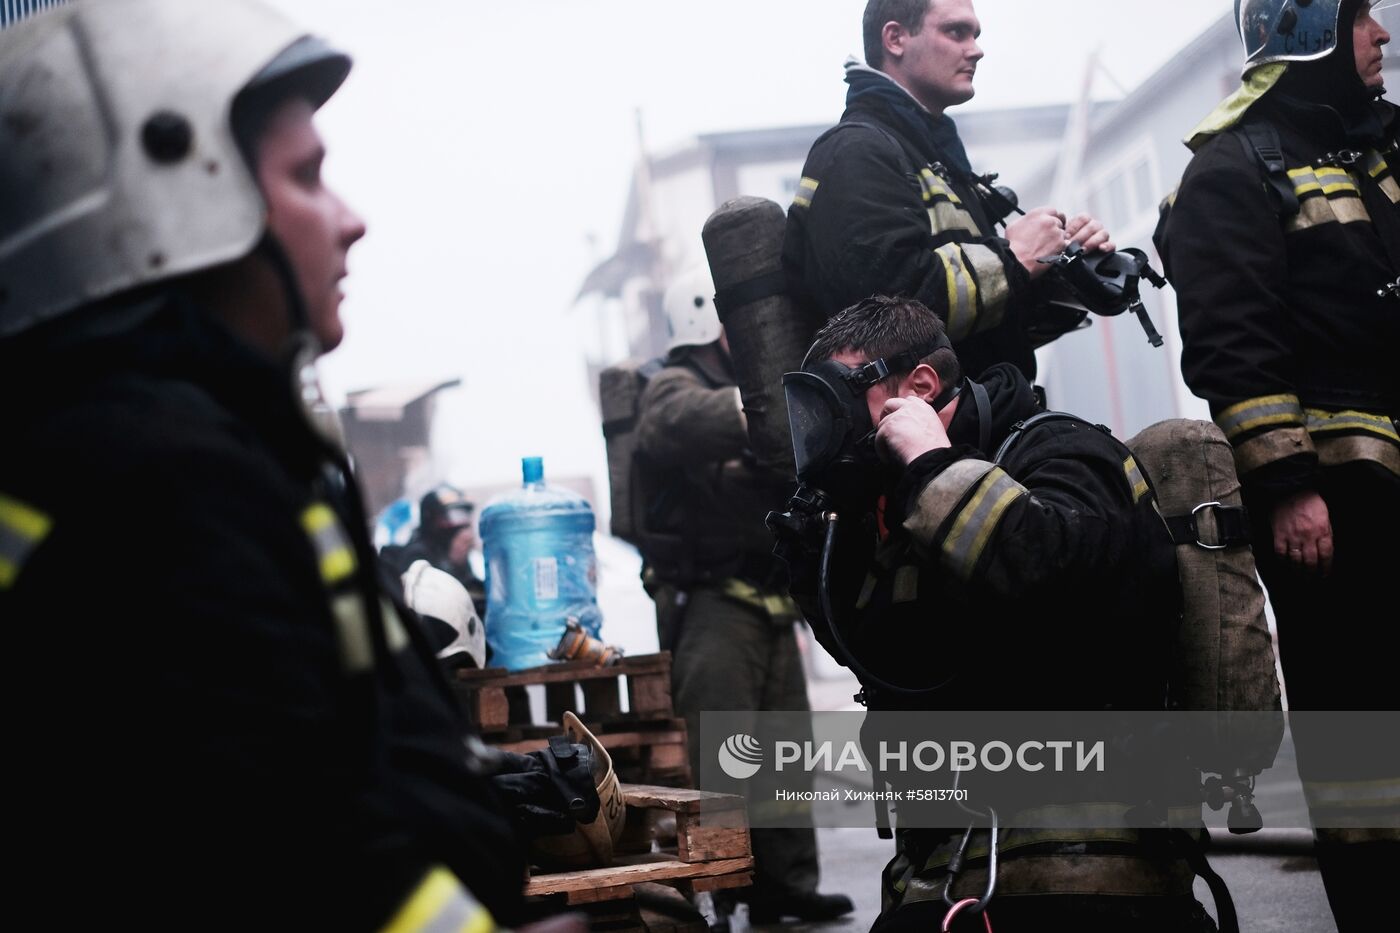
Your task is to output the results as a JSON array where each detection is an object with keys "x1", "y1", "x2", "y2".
[
  {"x1": 905, "y1": 363, "x2": 943, "y2": 402},
  {"x1": 881, "y1": 21, "x2": 907, "y2": 62}
]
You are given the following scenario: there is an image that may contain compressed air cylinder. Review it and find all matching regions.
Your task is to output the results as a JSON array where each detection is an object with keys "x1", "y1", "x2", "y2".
[{"x1": 702, "y1": 197, "x2": 820, "y2": 478}]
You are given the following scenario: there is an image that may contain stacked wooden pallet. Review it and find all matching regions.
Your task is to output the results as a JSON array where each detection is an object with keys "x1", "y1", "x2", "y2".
[
  {"x1": 454, "y1": 652, "x2": 691, "y2": 786},
  {"x1": 523, "y1": 784, "x2": 753, "y2": 932}
]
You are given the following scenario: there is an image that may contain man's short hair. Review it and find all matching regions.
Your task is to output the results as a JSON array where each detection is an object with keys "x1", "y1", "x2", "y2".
[
  {"x1": 807, "y1": 295, "x2": 963, "y2": 390},
  {"x1": 863, "y1": 0, "x2": 932, "y2": 69}
]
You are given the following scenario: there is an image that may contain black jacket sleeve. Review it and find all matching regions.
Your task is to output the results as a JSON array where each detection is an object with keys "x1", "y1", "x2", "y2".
[{"x1": 1159, "y1": 132, "x2": 1318, "y2": 501}]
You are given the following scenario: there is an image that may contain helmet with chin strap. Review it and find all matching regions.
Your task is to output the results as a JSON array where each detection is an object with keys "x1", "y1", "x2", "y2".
[{"x1": 0, "y1": 0, "x2": 350, "y2": 340}]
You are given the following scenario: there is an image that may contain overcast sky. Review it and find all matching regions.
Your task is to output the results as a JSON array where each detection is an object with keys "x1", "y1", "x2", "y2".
[{"x1": 265, "y1": 0, "x2": 1239, "y2": 497}]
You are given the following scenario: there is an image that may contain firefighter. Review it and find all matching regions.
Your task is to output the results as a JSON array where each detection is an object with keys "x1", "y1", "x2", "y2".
[
  {"x1": 777, "y1": 296, "x2": 1215, "y2": 932},
  {"x1": 1155, "y1": 2, "x2": 1399, "y2": 929},
  {"x1": 782, "y1": 0, "x2": 1114, "y2": 381},
  {"x1": 0, "y1": 2, "x2": 579, "y2": 927},
  {"x1": 383, "y1": 484, "x2": 488, "y2": 618},
  {"x1": 633, "y1": 268, "x2": 853, "y2": 923}
]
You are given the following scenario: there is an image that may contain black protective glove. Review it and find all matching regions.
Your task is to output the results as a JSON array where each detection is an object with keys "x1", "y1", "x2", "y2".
[{"x1": 489, "y1": 738, "x2": 599, "y2": 840}]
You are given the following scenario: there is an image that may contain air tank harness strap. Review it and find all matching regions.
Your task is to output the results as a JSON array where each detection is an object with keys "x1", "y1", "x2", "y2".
[
  {"x1": 713, "y1": 270, "x2": 789, "y2": 321},
  {"x1": 1162, "y1": 502, "x2": 1252, "y2": 550}
]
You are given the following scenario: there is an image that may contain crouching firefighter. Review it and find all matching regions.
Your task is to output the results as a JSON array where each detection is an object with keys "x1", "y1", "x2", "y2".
[{"x1": 767, "y1": 296, "x2": 1222, "y2": 933}]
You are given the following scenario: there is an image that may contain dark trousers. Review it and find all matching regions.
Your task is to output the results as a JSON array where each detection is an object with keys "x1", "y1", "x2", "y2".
[
  {"x1": 1249, "y1": 462, "x2": 1400, "y2": 933},
  {"x1": 656, "y1": 584, "x2": 821, "y2": 901}
]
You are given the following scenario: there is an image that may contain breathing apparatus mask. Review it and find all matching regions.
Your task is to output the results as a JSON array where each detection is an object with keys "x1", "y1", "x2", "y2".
[
  {"x1": 781, "y1": 336, "x2": 961, "y2": 503},
  {"x1": 960, "y1": 172, "x2": 1169, "y2": 348},
  {"x1": 768, "y1": 335, "x2": 971, "y2": 701}
]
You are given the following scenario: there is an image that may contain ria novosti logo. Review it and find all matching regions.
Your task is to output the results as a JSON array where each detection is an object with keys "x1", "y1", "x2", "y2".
[{"x1": 718, "y1": 734, "x2": 764, "y2": 779}]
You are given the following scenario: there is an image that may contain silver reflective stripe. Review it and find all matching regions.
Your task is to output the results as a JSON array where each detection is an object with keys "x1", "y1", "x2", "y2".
[
  {"x1": 1303, "y1": 778, "x2": 1400, "y2": 810},
  {"x1": 1288, "y1": 165, "x2": 1359, "y2": 197},
  {"x1": 1305, "y1": 408, "x2": 1400, "y2": 442},
  {"x1": 382, "y1": 598, "x2": 411, "y2": 652},
  {"x1": 1314, "y1": 434, "x2": 1400, "y2": 476},
  {"x1": 1286, "y1": 194, "x2": 1370, "y2": 231},
  {"x1": 903, "y1": 459, "x2": 998, "y2": 547},
  {"x1": 934, "y1": 243, "x2": 978, "y2": 340},
  {"x1": 962, "y1": 242, "x2": 1009, "y2": 332},
  {"x1": 940, "y1": 467, "x2": 1027, "y2": 580},
  {"x1": 1214, "y1": 394, "x2": 1304, "y2": 441},
  {"x1": 1233, "y1": 425, "x2": 1314, "y2": 474},
  {"x1": 0, "y1": 493, "x2": 52, "y2": 589},
  {"x1": 332, "y1": 593, "x2": 374, "y2": 674},
  {"x1": 927, "y1": 202, "x2": 979, "y2": 236}
]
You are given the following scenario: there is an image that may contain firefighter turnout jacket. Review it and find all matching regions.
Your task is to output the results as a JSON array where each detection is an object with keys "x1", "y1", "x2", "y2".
[
  {"x1": 783, "y1": 65, "x2": 1036, "y2": 380},
  {"x1": 0, "y1": 293, "x2": 525, "y2": 929},
  {"x1": 791, "y1": 365, "x2": 1201, "y2": 914},
  {"x1": 635, "y1": 343, "x2": 791, "y2": 589},
  {"x1": 1157, "y1": 94, "x2": 1400, "y2": 496}
]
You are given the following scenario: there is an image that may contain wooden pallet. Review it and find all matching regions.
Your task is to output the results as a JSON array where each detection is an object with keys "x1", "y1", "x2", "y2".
[
  {"x1": 456, "y1": 653, "x2": 691, "y2": 786},
  {"x1": 456, "y1": 653, "x2": 675, "y2": 732},
  {"x1": 524, "y1": 784, "x2": 753, "y2": 910}
]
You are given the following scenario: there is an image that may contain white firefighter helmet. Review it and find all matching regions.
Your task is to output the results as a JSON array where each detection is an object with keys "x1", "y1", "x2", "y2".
[
  {"x1": 1235, "y1": 0, "x2": 1347, "y2": 73},
  {"x1": 0, "y1": 0, "x2": 350, "y2": 338},
  {"x1": 401, "y1": 560, "x2": 486, "y2": 670},
  {"x1": 662, "y1": 265, "x2": 721, "y2": 352},
  {"x1": 530, "y1": 712, "x2": 627, "y2": 870}
]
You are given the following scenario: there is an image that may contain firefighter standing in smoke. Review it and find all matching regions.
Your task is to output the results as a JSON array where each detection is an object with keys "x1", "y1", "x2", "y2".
[
  {"x1": 630, "y1": 268, "x2": 854, "y2": 924},
  {"x1": 782, "y1": 0, "x2": 1115, "y2": 383},
  {"x1": 0, "y1": 2, "x2": 589, "y2": 927},
  {"x1": 1156, "y1": 2, "x2": 1399, "y2": 930}
]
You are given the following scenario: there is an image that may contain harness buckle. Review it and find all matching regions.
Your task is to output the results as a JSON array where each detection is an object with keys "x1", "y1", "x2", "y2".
[{"x1": 1318, "y1": 149, "x2": 1365, "y2": 167}]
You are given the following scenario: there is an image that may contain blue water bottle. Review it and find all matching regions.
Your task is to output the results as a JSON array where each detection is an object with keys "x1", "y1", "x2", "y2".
[{"x1": 480, "y1": 457, "x2": 604, "y2": 670}]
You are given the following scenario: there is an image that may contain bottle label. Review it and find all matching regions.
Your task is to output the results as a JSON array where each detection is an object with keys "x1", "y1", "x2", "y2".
[{"x1": 533, "y1": 556, "x2": 559, "y2": 602}]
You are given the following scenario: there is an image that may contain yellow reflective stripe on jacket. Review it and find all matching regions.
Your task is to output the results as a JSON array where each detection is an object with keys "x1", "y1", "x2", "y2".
[
  {"x1": 1304, "y1": 408, "x2": 1400, "y2": 442},
  {"x1": 941, "y1": 467, "x2": 1027, "y2": 580},
  {"x1": 1214, "y1": 394, "x2": 1304, "y2": 441},
  {"x1": 1288, "y1": 165, "x2": 1360, "y2": 197},
  {"x1": 0, "y1": 493, "x2": 53, "y2": 590},
  {"x1": 903, "y1": 459, "x2": 997, "y2": 546},
  {"x1": 918, "y1": 168, "x2": 963, "y2": 205},
  {"x1": 962, "y1": 243, "x2": 1010, "y2": 331},
  {"x1": 933, "y1": 243, "x2": 1009, "y2": 341},
  {"x1": 1365, "y1": 151, "x2": 1399, "y2": 202},
  {"x1": 1122, "y1": 455, "x2": 1149, "y2": 503},
  {"x1": 792, "y1": 176, "x2": 819, "y2": 209},
  {"x1": 301, "y1": 503, "x2": 357, "y2": 585},
  {"x1": 934, "y1": 242, "x2": 979, "y2": 340},
  {"x1": 381, "y1": 866, "x2": 496, "y2": 933},
  {"x1": 719, "y1": 578, "x2": 800, "y2": 622}
]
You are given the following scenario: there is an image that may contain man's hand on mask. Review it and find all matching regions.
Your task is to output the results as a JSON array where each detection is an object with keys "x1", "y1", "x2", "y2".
[
  {"x1": 1065, "y1": 213, "x2": 1115, "y2": 253},
  {"x1": 876, "y1": 397, "x2": 952, "y2": 466}
]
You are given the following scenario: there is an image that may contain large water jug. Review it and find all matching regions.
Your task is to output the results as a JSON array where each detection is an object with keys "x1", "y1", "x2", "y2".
[{"x1": 480, "y1": 457, "x2": 603, "y2": 670}]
